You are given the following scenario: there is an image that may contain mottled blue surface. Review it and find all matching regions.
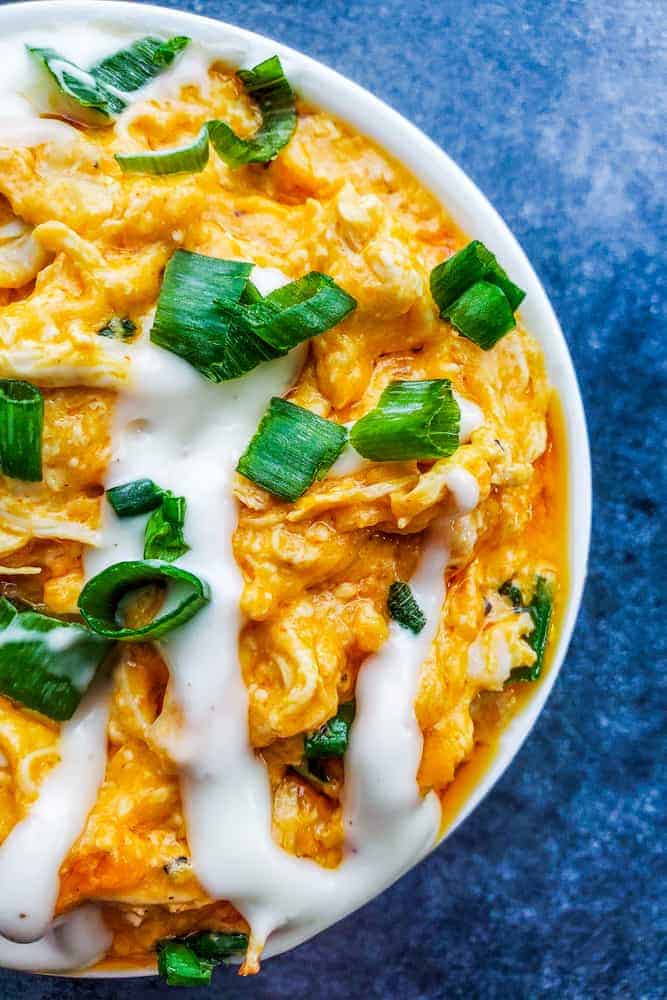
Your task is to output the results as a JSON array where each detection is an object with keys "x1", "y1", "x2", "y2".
[{"x1": 2, "y1": 0, "x2": 665, "y2": 997}]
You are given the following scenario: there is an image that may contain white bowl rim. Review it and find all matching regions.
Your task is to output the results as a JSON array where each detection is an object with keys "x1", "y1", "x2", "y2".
[{"x1": 0, "y1": 0, "x2": 592, "y2": 979}]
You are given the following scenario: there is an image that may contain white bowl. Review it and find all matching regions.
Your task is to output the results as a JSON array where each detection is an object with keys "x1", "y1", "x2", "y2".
[{"x1": 0, "y1": 0, "x2": 591, "y2": 978}]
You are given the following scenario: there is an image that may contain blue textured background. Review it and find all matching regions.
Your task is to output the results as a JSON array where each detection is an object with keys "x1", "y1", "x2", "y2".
[{"x1": 2, "y1": 0, "x2": 665, "y2": 997}]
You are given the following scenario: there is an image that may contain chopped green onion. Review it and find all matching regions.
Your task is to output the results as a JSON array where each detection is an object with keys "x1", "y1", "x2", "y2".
[
  {"x1": 208, "y1": 55, "x2": 296, "y2": 166},
  {"x1": 115, "y1": 124, "x2": 210, "y2": 176},
  {"x1": 27, "y1": 37, "x2": 190, "y2": 127},
  {"x1": 185, "y1": 931, "x2": 248, "y2": 962},
  {"x1": 305, "y1": 700, "x2": 355, "y2": 759},
  {"x1": 107, "y1": 478, "x2": 165, "y2": 518},
  {"x1": 78, "y1": 561, "x2": 209, "y2": 641},
  {"x1": 0, "y1": 597, "x2": 109, "y2": 721},
  {"x1": 151, "y1": 250, "x2": 278, "y2": 382},
  {"x1": 290, "y1": 759, "x2": 333, "y2": 794},
  {"x1": 144, "y1": 494, "x2": 189, "y2": 562},
  {"x1": 240, "y1": 280, "x2": 263, "y2": 305},
  {"x1": 216, "y1": 271, "x2": 356, "y2": 354},
  {"x1": 430, "y1": 240, "x2": 525, "y2": 350},
  {"x1": 500, "y1": 575, "x2": 554, "y2": 683},
  {"x1": 97, "y1": 316, "x2": 136, "y2": 340},
  {"x1": 0, "y1": 380, "x2": 43, "y2": 482},
  {"x1": 349, "y1": 379, "x2": 460, "y2": 462},
  {"x1": 237, "y1": 398, "x2": 347, "y2": 502},
  {"x1": 446, "y1": 281, "x2": 517, "y2": 350},
  {"x1": 91, "y1": 36, "x2": 190, "y2": 93},
  {"x1": 157, "y1": 941, "x2": 215, "y2": 987},
  {"x1": 498, "y1": 579, "x2": 523, "y2": 610},
  {"x1": 430, "y1": 240, "x2": 525, "y2": 315},
  {"x1": 387, "y1": 581, "x2": 426, "y2": 634},
  {"x1": 27, "y1": 46, "x2": 119, "y2": 125}
]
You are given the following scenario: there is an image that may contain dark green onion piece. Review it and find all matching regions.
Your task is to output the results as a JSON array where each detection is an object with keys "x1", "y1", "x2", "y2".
[
  {"x1": 240, "y1": 279, "x2": 263, "y2": 305},
  {"x1": 290, "y1": 760, "x2": 332, "y2": 794},
  {"x1": 115, "y1": 124, "x2": 210, "y2": 176},
  {"x1": 208, "y1": 55, "x2": 296, "y2": 166},
  {"x1": 107, "y1": 478, "x2": 165, "y2": 518},
  {"x1": 27, "y1": 37, "x2": 190, "y2": 128},
  {"x1": 498, "y1": 579, "x2": 523, "y2": 610},
  {"x1": 237, "y1": 398, "x2": 347, "y2": 502},
  {"x1": 430, "y1": 240, "x2": 525, "y2": 316},
  {"x1": 216, "y1": 272, "x2": 356, "y2": 354},
  {"x1": 144, "y1": 494, "x2": 189, "y2": 562},
  {"x1": 500, "y1": 576, "x2": 554, "y2": 683},
  {"x1": 78, "y1": 561, "x2": 209, "y2": 641},
  {"x1": 387, "y1": 581, "x2": 426, "y2": 634},
  {"x1": 446, "y1": 281, "x2": 517, "y2": 350},
  {"x1": 150, "y1": 250, "x2": 278, "y2": 382},
  {"x1": 0, "y1": 597, "x2": 109, "y2": 721},
  {"x1": 186, "y1": 931, "x2": 248, "y2": 962},
  {"x1": 349, "y1": 379, "x2": 460, "y2": 462},
  {"x1": 97, "y1": 316, "x2": 136, "y2": 340},
  {"x1": 305, "y1": 700, "x2": 355, "y2": 759},
  {"x1": 27, "y1": 46, "x2": 120, "y2": 125},
  {"x1": 0, "y1": 380, "x2": 43, "y2": 482},
  {"x1": 91, "y1": 36, "x2": 190, "y2": 93},
  {"x1": 157, "y1": 941, "x2": 215, "y2": 988}
]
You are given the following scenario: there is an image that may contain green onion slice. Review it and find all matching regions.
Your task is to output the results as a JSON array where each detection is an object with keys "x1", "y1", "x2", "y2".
[
  {"x1": 27, "y1": 46, "x2": 120, "y2": 125},
  {"x1": 387, "y1": 581, "x2": 426, "y2": 634},
  {"x1": 27, "y1": 37, "x2": 190, "y2": 127},
  {"x1": 151, "y1": 250, "x2": 278, "y2": 382},
  {"x1": 237, "y1": 398, "x2": 348, "y2": 502},
  {"x1": 430, "y1": 240, "x2": 525, "y2": 351},
  {"x1": 208, "y1": 55, "x2": 296, "y2": 167},
  {"x1": 430, "y1": 240, "x2": 525, "y2": 315},
  {"x1": 144, "y1": 494, "x2": 189, "y2": 562},
  {"x1": 78, "y1": 561, "x2": 209, "y2": 641},
  {"x1": 305, "y1": 700, "x2": 355, "y2": 759},
  {"x1": 185, "y1": 932, "x2": 248, "y2": 962},
  {"x1": 216, "y1": 271, "x2": 356, "y2": 354},
  {"x1": 0, "y1": 597, "x2": 110, "y2": 721},
  {"x1": 501, "y1": 575, "x2": 554, "y2": 682},
  {"x1": 349, "y1": 379, "x2": 460, "y2": 462},
  {"x1": 106, "y1": 478, "x2": 165, "y2": 518},
  {"x1": 97, "y1": 316, "x2": 136, "y2": 340},
  {"x1": 0, "y1": 380, "x2": 43, "y2": 482},
  {"x1": 91, "y1": 36, "x2": 190, "y2": 93},
  {"x1": 446, "y1": 281, "x2": 517, "y2": 350},
  {"x1": 115, "y1": 124, "x2": 210, "y2": 176},
  {"x1": 157, "y1": 941, "x2": 215, "y2": 987}
]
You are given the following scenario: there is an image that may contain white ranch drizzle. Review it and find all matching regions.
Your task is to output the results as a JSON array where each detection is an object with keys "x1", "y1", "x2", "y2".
[
  {"x1": 0, "y1": 676, "x2": 111, "y2": 944},
  {"x1": 0, "y1": 906, "x2": 111, "y2": 972}
]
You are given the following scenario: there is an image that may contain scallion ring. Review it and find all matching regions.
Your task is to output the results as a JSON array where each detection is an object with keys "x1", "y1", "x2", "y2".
[
  {"x1": 215, "y1": 271, "x2": 356, "y2": 354},
  {"x1": 237, "y1": 398, "x2": 348, "y2": 502},
  {"x1": 115, "y1": 124, "x2": 210, "y2": 176},
  {"x1": 0, "y1": 597, "x2": 110, "y2": 721},
  {"x1": 78, "y1": 561, "x2": 209, "y2": 641},
  {"x1": 349, "y1": 380, "x2": 460, "y2": 462},
  {"x1": 0, "y1": 379, "x2": 43, "y2": 482},
  {"x1": 207, "y1": 55, "x2": 296, "y2": 166},
  {"x1": 150, "y1": 251, "x2": 278, "y2": 382}
]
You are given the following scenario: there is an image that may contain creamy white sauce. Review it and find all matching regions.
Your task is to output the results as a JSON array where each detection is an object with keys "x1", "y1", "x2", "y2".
[
  {"x1": 0, "y1": 26, "x2": 214, "y2": 149},
  {"x1": 0, "y1": 677, "x2": 111, "y2": 944},
  {"x1": 0, "y1": 906, "x2": 111, "y2": 972},
  {"x1": 0, "y1": 20, "x2": 486, "y2": 973}
]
